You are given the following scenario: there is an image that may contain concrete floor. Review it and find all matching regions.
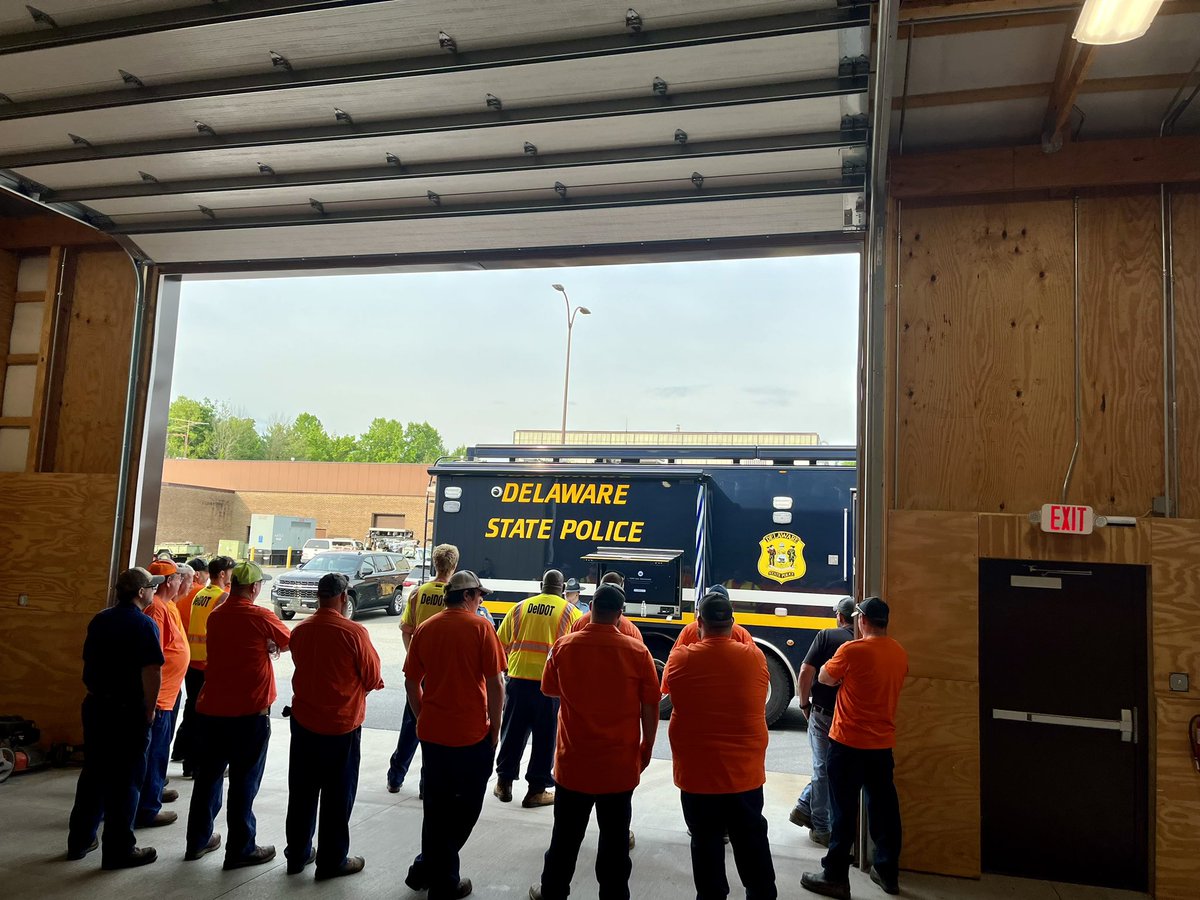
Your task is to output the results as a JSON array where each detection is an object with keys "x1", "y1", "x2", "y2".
[{"x1": 0, "y1": 727, "x2": 1147, "y2": 900}]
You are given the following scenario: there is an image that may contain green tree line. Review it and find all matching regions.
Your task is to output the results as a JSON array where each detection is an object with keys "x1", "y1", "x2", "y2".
[{"x1": 167, "y1": 396, "x2": 466, "y2": 463}]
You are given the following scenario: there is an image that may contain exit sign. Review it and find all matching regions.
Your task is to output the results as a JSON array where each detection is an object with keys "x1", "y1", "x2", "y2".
[{"x1": 1040, "y1": 504, "x2": 1095, "y2": 535}]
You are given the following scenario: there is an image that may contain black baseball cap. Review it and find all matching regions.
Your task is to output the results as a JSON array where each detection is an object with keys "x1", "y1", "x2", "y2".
[
  {"x1": 854, "y1": 596, "x2": 890, "y2": 626},
  {"x1": 705, "y1": 584, "x2": 729, "y2": 600},
  {"x1": 186, "y1": 557, "x2": 208, "y2": 575},
  {"x1": 836, "y1": 597, "x2": 856, "y2": 618},
  {"x1": 592, "y1": 584, "x2": 625, "y2": 612},
  {"x1": 698, "y1": 591, "x2": 733, "y2": 624}
]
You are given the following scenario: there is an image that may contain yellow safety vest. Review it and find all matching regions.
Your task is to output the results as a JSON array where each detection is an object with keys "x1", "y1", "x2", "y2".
[
  {"x1": 187, "y1": 584, "x2": 225, "y2": 663},
  {"x1": 403, "y1": 581, "x2": 448, "y2": 630},
  {"x1": 497, "y1": 592, "x2": 581, "y2": 680}
]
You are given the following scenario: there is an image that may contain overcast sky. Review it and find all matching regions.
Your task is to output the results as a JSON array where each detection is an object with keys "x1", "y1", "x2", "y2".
[{"x1": 170, "y1": 253, "x2": 860, "y2": 450}]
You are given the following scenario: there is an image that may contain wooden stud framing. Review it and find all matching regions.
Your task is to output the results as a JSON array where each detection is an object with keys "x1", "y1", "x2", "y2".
[{"x1": 25, "y1": 247, "x2": 63, "y2": 471}]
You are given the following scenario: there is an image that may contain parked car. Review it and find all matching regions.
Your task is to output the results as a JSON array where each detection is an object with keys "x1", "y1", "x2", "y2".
[
  {"x1": 272, "y1": 551, "x2": 411, "y2": 620},
  {"x1": 300, "y1": 537, "x2": 356, "y2": 564},
  {"x1": 400, "y1": 564, "x2": 432, "y2": 607}
]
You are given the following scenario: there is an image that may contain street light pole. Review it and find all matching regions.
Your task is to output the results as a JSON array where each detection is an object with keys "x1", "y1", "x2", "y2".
[{"x1": 552, "y1": 284, "x2": 590, "y2": 444}]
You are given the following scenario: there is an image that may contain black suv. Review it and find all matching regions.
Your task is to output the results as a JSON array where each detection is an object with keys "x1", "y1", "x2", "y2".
[{"x1": 271, "y1": 551, "x2": 411, "y2": 621}]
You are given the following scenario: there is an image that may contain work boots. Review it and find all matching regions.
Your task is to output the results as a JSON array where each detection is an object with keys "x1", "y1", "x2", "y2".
[
  {"x1": 522, "y1": 789, "x2": 555, "y2": 808},
  {"x1": 493, "y1": 779, "x2": 513, "y2": 803}
]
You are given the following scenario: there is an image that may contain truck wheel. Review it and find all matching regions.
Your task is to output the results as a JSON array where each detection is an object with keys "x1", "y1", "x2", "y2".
[
  {"x1": 279, "y1": 610, "x2": 296, "y2": 621},
  {"x1": 645, "y1": 636, "x2": 675, "y2": 720},
  {"x1": 764, "y1": 653, "x2": 792, "y2": 728}
]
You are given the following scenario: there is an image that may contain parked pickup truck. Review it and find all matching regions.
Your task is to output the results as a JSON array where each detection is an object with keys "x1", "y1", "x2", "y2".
[{"x1": 271, "y1": 551, "x2": 411, "y2": 621}]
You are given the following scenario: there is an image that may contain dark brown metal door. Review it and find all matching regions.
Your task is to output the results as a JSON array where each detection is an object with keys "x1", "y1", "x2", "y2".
[{"x1": 979, "y1": 558, "x2": 1148, "y2": 891}]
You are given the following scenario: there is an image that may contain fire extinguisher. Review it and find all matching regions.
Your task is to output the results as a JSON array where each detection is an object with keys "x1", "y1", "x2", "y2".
[{"x1": 1190, "y1": 715, "x2": 1200, "y2": 774}]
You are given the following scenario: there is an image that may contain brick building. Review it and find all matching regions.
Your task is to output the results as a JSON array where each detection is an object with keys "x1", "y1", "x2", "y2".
[{"x1": 154, "y1": 459, "x2": 431, "y2": 557}]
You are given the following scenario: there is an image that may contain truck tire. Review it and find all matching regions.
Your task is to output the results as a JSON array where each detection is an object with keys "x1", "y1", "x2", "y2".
[
  {"x1": 279, "y1": 609, "x2": 296, "y2": 621},
  {"x1": 644, "y1": 635, "x2": 675, "y2": 720},
  {"x1": 764, "y1": 652, "x2": 793, "y2": 728}
]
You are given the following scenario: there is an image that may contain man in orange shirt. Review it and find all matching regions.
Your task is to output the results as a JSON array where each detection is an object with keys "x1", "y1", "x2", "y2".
[
  {"x1": 170, "y1": 559, "x2": 206, "y2": 767},
  {"x1": 136, "y1": 560, "x2": 190, "y2": 828},
  {"x1": 185, "y1": 560, "x2": 291, "y2": 870},
  {"x1": 802, "y1": 597, "x2": 908, "y2": 899},
  {"x1": 671, "y1": 585, "x2": 755, "y2": 650},
  {"x1": 403, "y1": 571, "x2": 506, "y2": 900},
  {"x1": 571, "y1": 572, "x2": 641, "y2": 638},
  {"x1": 529, "y1": 584, "x2": 659, "y2": 900},
  {"x1": 661, "y1": 591, "x2": 776, "y2": 900},
  {"x1": 177, "y1": 556, "x2": 233, "y2": 778},
  {"x1": 285, "y1": 572, "x2": 384, "y2": 880}
]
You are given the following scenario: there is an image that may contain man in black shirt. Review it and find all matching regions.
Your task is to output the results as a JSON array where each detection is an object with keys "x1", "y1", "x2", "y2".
[
  {"x1": 790, "y1": 597, "x2": 856, "y2": 846},
  {"x1": 67, "y1": 567, "x2": 166, "y2": 870}
]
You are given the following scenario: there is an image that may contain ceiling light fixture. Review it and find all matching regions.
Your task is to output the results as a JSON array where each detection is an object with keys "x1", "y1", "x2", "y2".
[{"x1": 1073, "y1": 0, "x2": 1165, "y2": 45}]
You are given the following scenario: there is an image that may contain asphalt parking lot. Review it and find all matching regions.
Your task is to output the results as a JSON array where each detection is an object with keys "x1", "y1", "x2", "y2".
[{"x1": 256, "y1": 568, "x2": 814, "y2": 777}]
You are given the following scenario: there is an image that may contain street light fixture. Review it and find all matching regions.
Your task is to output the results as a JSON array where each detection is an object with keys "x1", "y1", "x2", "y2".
[{"x1": 552, "y1": 283, "x2": 591, "y2": 444}]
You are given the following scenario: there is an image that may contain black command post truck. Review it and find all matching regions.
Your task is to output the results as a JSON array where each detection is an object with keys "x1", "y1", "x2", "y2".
[{"x1": 428, "y1": 444, "x2": 856, "y2": 725}]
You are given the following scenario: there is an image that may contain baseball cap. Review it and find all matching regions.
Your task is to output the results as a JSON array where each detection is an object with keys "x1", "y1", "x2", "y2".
[
  {"x1": 117, "y1": 566, "x2": 163, "y2": 594},
  {"x1": 186, "y1": 557, "x2": 208, "y2": 574},
  {"x1": 836, "y1": 597, "x2": 857, "y2": 618},
  {"x1": 231, "y1": 560, "x2": 266, "y2": 585},
  {"x1": 698, "y1": 591, "x2": 734, "y2": 624},
  {"x1": 592, "y1": 584, "x2": 625, "y2": 612},
  {"x1": 564, "y1": 577, "x2": 580, "y2": 593},
  {"x1": 705, "y1": 584, "x2": 730, "y2": 600},
  {"x1": 447, "y1": 570, "x2": 491, "y2": 595},
  {"x1": 148, "y1": 559, "x2": 177, "y2": 578},
  {"x1": 854, "y1": 596, "x2": 890, "y2": 626}
]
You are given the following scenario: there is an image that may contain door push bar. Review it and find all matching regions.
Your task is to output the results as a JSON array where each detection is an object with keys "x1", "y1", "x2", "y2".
[{"x1": 992, "y1": 707, "x2": 1136, "y2": 743}]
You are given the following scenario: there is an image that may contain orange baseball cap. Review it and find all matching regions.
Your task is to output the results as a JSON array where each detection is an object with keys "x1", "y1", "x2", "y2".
[{"x1": 148, "y1": 560, "x2": 178, "y2": 578}]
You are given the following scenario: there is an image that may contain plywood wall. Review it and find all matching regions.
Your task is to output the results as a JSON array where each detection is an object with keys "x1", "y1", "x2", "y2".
[
  {"x1": 896, "y1": 200, "x2": 1075, "y2": 513},
  {"x1": 52, "y1": 250, "x2": 137, "y2": 474},
  {"x1": 887, "y1": 510, "x2": 981, "y2": 877},
  {"x1": 0, "y1": 240, "x2": 139, "y2": 746},
  {"x1": 896, "y1": 196, "x2": 1167, "y2": 516},
  {"x1": 1173, "y1": 192, "x2": 1200, "y2": 519}
]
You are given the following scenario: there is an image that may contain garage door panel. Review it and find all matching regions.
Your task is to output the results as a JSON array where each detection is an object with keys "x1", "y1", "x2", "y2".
[
  {"x1": 127, "y1": 193, "x2": 854, "y2": 262},
  {"x1": 14, "y1": 97, "x2": 851, "y2": 189},
  {"x1": 0, "y1": 0, "x2": 836, "y2": 101},
  {"x1": 87, "y1": 146, "x2": 847, "y2": 219},
  {"x1": 3, "y1": 32, "x2": 844, "y2": 155}
]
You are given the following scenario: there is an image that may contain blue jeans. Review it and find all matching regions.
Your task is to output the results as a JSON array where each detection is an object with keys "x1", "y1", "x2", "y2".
[
  {"x1": 411, "y1": 737, "x2": 494, "y2": 899},
  {"x1": 186, "y1": 713, "x2": 271, "y2": 860},
  {"x1": 285, "y1": 720, "x2": 361, "y2": 875},
  {"x1": 136, "y1": 695, "x2": 179, "y2": 823},
  {"x1": 496, "y1": 676, "x2": 558, "y2": 790},
  {"x1": 67, "y1": 697, "x2": 150, "y2": 863},
  {"x1": 797, "y1": 708, "x2": 834, "y2": 832},
  {"x1": 387, "y1": 699, "x2": 420, "y2": 790}
]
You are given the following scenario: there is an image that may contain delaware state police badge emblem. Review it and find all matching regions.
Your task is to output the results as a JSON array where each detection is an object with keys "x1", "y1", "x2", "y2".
[{"x1": 757, "y1": 531, "x2": 806, "y2": 584}]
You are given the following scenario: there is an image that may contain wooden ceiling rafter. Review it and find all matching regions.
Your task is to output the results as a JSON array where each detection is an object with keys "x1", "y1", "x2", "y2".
[{"x1": 898, "y1": 0, "x2": 1200, "y2": 38}]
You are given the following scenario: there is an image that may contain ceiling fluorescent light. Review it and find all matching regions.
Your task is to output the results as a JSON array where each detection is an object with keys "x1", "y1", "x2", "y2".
[{"x1": 1073, "y1": 0, "x2": 1165, "y2": 45}]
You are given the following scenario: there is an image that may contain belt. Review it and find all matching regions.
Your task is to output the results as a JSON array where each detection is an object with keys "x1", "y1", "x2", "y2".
[{"x1": 812, "y1": 704, "x2": 834, "y2": 717}]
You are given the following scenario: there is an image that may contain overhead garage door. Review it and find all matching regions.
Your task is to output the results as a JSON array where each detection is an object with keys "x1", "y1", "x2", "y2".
[{"x1": 0, "y1": 0, "x2": 872, "y2": 270}]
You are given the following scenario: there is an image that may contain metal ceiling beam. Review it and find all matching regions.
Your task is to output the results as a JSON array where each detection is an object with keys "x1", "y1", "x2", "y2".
[
  {"x1": 115, "y1": 175, "x2": 864, "y2": 234},
  {"x1": 44, "y1": 131, "x2": 866, "y2": 203},
  {"x1": 0, "y1": 1, "x2": 399, "y2": 55},
  {"x1": 0, "y1": 75, "x2": 867, "y2": 170},
  {"x1": 0, "y1": 6, "x2": 870, "y2": 121},
  {"x1": 890, "y1": 72, "x2": 1200, "y2": 110}
]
